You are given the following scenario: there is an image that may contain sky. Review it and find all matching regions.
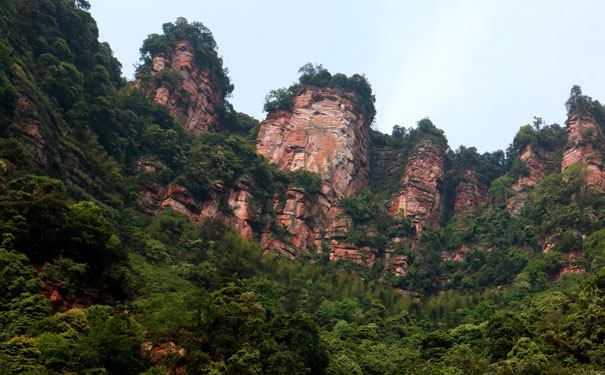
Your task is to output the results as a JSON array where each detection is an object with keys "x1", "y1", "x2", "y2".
[{"x1": 90, "y1": 0, "x2": 605, "y2": 153}]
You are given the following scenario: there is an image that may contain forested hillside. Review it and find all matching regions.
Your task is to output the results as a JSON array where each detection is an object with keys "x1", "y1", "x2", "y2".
[{"x1": 0, "y1": 1, "x2": 604, "y2": 374}]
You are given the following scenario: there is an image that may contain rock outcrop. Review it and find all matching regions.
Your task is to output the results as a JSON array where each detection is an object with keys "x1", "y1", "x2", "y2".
[
  {"x1": 452, "y1": 169, "x2": 489, "y2": 213},
  {"x1": 256, "y1": 85, "x2": 373, "y2": 256},
  {"x1": 14, "y1": 83, "x2": 53, "y2": 167},
  {"x1": 388, "y1": 140, "x2": 446, "y2": 232},
  {"x1": 507, "y1": 144, "x2": 555, "y2": 213},
  {"x1": 142, "y1": 40, "x2": 224, "y2": 134},
  {"x1": 257, "y1": 86, "x2": 372, "y2": 202},
  {"x1": 138, "y1": 176, "x2": 258, "y2": 240},
  {"x1": 561, "y1": 113, "x2": 605, "y2": 190}
]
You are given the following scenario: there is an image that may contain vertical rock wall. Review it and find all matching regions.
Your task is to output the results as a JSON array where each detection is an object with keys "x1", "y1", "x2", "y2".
[
  {"x1": 452, "y1": 169, "x2": 490, "y2": 213},
  {"x1": 507, "y1": 144, "x2": 554, "y2": 213},
  {"x1": 256, "y1": 85, "x2": 373, "y2": 256},
  {"x1": 144, "y1": 40, "x2": 224, "y2": 134},
  {"x1": 561, "y1": 113, "x2": 605, "y2": 190},
  {"x1": 388, "y1": 140, "x2": 446, "y2": 232}
]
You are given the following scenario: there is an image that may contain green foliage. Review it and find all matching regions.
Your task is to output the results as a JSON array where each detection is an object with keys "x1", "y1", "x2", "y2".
[
  {"x1": 340, "y1": 190, "x2": 380, "y2": 225},
  {"x1": 264, "y1": 63, "x2": 376, "y2": 118},
  {"x1": 139, "y1": 17, "x2": 231, "y2": 95},
  {"x1": 1, "y1": 2, "x2": 605, "y2": 374},
  {"x1": 566, "y1": 85, "x2": 605, "y2": 125},
  {"x1": 287, "y1": 169, "x2": 322, "y2": 194},
  {"x1": 263, "y1": 87, "x2": 294, "y2": 113}
]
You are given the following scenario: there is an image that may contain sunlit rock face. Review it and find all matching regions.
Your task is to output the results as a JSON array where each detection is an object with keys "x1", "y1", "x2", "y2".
[
  {"x1": 388, "y1": 140, "x2": 446, "y2": 233},
  {"x1": 257, "y1": 85, "x2": 372, "y2": 202},
  {"x1": 561, "y1": 113, "x2": 605, "y2": 190},
  {"x1": 256, "y1": 85, "x2": 373, "y2": 257},
  {"x1": 144, "y1": 40, "x2": 224, "y2": 134},
  {"x1": 452, "y1": 169, "x2": 490, "y2": 213}
]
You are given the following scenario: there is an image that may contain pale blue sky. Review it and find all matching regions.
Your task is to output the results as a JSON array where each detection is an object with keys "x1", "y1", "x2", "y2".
[{"x1": 90, "y1": 0, "x2": 605, "y2": 153}]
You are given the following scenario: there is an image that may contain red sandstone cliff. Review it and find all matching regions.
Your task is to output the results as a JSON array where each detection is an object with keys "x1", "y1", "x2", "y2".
[
  {"x1": 507, "y1": 144, "x2": 555, "y2": 213},
  {"x1": 452, "y1": 169, "x2": 489, "y2": 213},
  {"x1": 257, "y1": 86, "x2": 371, "y2": 202},
  {"x1": 388, "y1": 140, "x2": 446, "y2": 232},
  {"x1": 141, "y1": 40, "x2": 224, "y2": 134},
  {"x1": 256, "y1": 85, "x2": 373, "y2": 257},
  {"x1": 138, "y1": 176, "x2": 258, "y2": 240},
  {"x1": 561, "y1": 113, "x2": 605, "y2": 190}
]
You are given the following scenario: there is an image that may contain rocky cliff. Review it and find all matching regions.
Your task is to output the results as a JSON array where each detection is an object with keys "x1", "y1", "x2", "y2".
[
  {"x1": 140, "y1": 180, "x2": 258, "y2": 240},
  {"x1": 257, "y1": 85, "x2": 371, "y2": 202},
  {"x1": 141, "y1": 40, "x2": 225, "y2": 134},
  {"x1": 561, "y1": 113, "x2": 605, "y2": 190},
  {"x1": 507, "y1": 144, "x2": 555, "y2": 212},
  {"x1": 256, "y1": 85, "x2": 373, "y2": 256},
  {"x1": 388, "y1": 140, "x2": 446, "y2": 232},
  {"x1": 452, "y1": 169, "x2": 490, "y2": 213}
]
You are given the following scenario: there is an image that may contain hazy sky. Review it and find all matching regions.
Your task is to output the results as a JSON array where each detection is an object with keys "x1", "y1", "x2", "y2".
[{"x1": 90, "y1": 0, "x2": 605, "y2": 153}]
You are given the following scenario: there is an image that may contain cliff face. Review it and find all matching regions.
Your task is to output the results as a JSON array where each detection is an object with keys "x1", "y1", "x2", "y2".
[
  {"x1": 257, "y1": 86, "x2": 372, "y2": 201},
  {"x1": 507, "y1": 144, "x2": 555, "y2": 213},
  {"x1": 561, "y1": 113, "x2": 605, "y2": 189},
  {"x1": 452, "y1": 169, "x2": 489, "y2": 213},
  {"x1": 144, "y1": 40, "x2": 224, "y2": 134},
  {"x1": 256, "y1": 86, "x2": 373, "y2": 256},
  {"x1": 388, "y1": 140, "x2": 446, "y2": 232},
  {"x1": 138, "y1": 177, "x2": 258, "y2": 240}
]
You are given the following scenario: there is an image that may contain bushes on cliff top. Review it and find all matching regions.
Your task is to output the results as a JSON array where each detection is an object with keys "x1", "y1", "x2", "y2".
[
  {"x1": 138, "y1": 17, "x2": 232, "y2": 96},
  {"x1": 263, "y1": 63, "x2": 376, "y2": 118},
  {"x1": 566, "y1": 85, "x2": 605, "y2": 126}
]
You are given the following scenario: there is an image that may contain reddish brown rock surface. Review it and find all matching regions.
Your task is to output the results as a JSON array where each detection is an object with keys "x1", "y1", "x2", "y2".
[
  {"x1": 257, "y1": 86, "x2": 372, "y2": 202},
  {"x1": 40, "y1": 284, "x2": 113, "y2": 311},
  {"x1": 453, "y1": 170, "x2": 489, "y2": 213},
  {"x1": 138, "y1": 177, "x2": 258, "y2": 239},
  {"x1": 256, "y1": 86, "x2": 373, "y2": 257},
  {"x1": 382, "y1": 253, "x2": 409, "y2": 278},
  {"x1": 511, "y1": 145, "x2": 553, "y2": 190},
  {"x1": 142, "y1": 40, "x2": 224, "y2": 134},
  {"x1": 507, "y1": 144, "x2": 555, "y2": 213},
  {"x1": 388, "y1": 140, "x2": 446, "y2": 232},
  {"x1": 561, "y1": 113, "x2": 605, "y2": 190}
]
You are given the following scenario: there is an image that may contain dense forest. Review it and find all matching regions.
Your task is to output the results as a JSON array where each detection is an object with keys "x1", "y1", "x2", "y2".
[{"x1": 0, "y1": 1, "x2": 604, "y2": 374}]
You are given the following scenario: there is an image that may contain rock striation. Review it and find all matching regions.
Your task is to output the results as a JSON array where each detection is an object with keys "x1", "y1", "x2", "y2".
[
  {"x1": 142, "y1": 40, "x2": 224, "y2": 134},
  {"x1": 561, "y1": 113, "x2": 605, "y2": 190},
  {"x1": 388, "y1": 140, "x2": 446, "y2": 232},
  {"x1": 507, "y1": 144, "x2": 555, "y2": 213},
  {"x1": 256, "y1": 85, "x2": 373, "y2": 256},
  {"x1": 452, "y1": 169, "x2": 489, "y2": 213},
  {"x1": 138, "y1": 176, "x2": 258, "y2": 240}
]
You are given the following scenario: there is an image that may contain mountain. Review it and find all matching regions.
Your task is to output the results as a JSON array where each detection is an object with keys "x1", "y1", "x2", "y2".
[{"x1": 0, "y1": 1, "x2": 604, "y2": 374}]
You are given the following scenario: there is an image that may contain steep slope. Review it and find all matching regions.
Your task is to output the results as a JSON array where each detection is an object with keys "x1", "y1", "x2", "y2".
[
  {"x1": 257, "y1": 85, "x2": 371, "y2": 201},
  {"x1": 507, "y1": 144, "x2": 556, "y2": 213},
  {"x1": 452, "y1": 169, "x2": 490, "y2": 212},
  {"x1": 388, "y1": 139, "x2": 446, "y2": 232},
  {"x1": 138, "y1": 38, "x2": 226, "y2": 134},
  {"x1": 257, "y1": 84, "x2": 373, "y2": 257},
  {"x1": 561, "y1": 113, "x2": 605, "y2": 189}
]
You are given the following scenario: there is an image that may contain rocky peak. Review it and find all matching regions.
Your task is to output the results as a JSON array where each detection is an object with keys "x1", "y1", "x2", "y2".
[
  {"x1": 561, "y1": 113, "x2": 605, "y2": 190},
  {"x1": 255, "y1": 85, "x2": 373, "y2": 257},
  {"x1": 257, "y1": 85, "x2": 373, "y2": 202},
  {"x1": 143, "y1": 40, "x2": 225, "y2": 134},
  {"x1": 389, "y1": 140, "x2": 446, "y2": 232}
]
